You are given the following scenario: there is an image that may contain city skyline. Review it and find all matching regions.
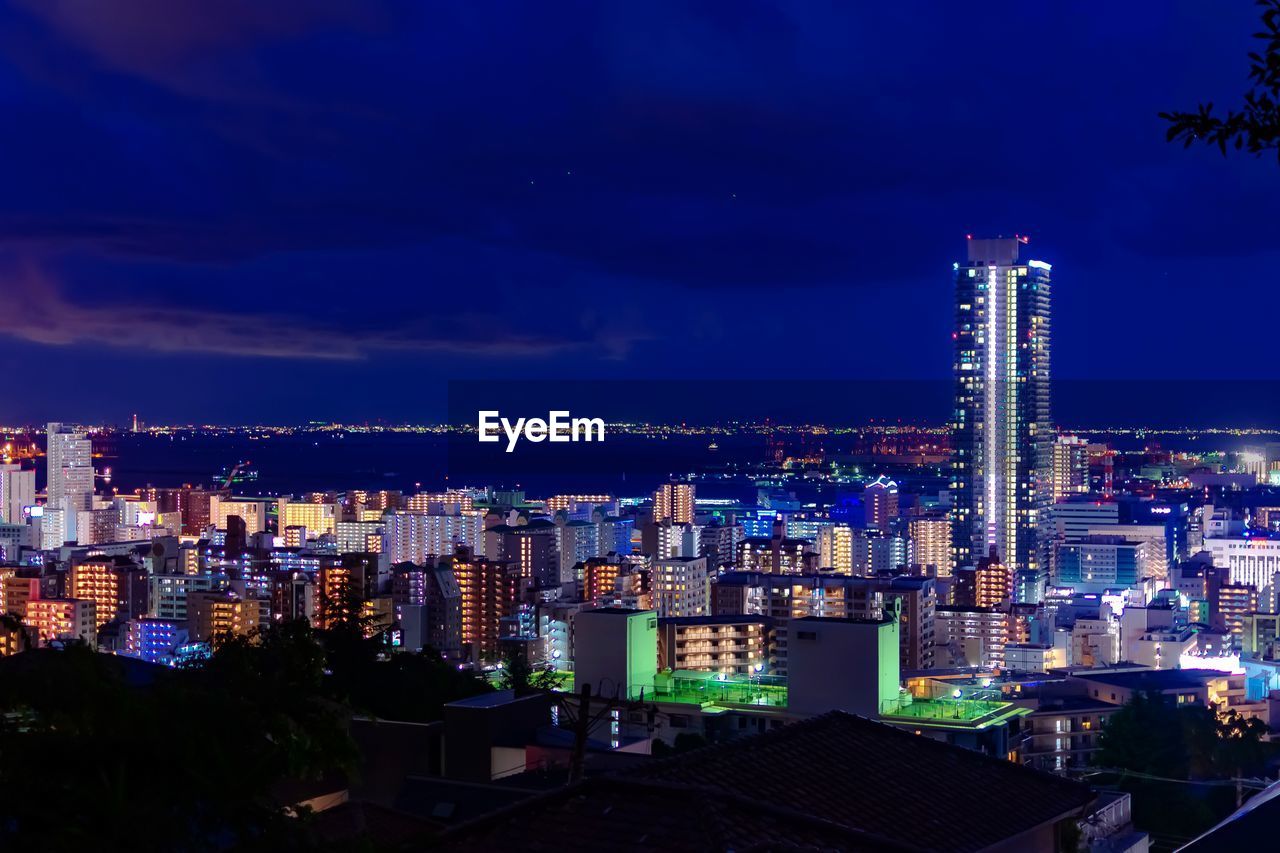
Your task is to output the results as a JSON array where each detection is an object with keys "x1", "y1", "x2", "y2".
[
  {"x1": 7, "y1": 4, "x2": 1280, "y2": 849},
  {"x1": 2, "y1": 3, "x2": 1279, "y2": 424}
]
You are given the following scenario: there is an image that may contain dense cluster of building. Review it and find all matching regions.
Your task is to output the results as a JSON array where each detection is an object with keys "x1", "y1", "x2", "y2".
[{"x1": 6, "y1": 237, "x2": 1280, "y2": 848}]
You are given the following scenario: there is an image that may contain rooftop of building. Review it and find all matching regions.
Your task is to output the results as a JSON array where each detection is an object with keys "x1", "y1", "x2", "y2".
[
  {"x1": 740, "y1": 536, "x2": 811, "y2": 547},
  {"x1": 643, "y1": 669, "x2": 788, "y2": 709},
  {"x1": 936, "y1": 604, "x2": 1003, "y2": 615},
  {"x1": 1028, "y1": 696, "x2": 1119, "y2": 715},
  {"x1": 578, "y1": 606, "x2": 652, "y2": 616},
  {"x1": 622, "y1": 711, "x2": 1093, "y2": 852},
  {"x1": 445, "y1": 689, "x2": 528, "y2": 710},
  {"x1": 878, "y1": 694, "x2": 1030, "y2": 729},
  {"x1": 436, "y1": 774, "x2": 914, "y2": 852},
  {"x1": 793, "y1": 614, "x2": 894, "y2": 626},
  {"x1": 658, "y1": 614, "x2": 772, "y2": 626},
  {"x1": 1069, "y1": 668, "x2": 1226, "y2": 691}
]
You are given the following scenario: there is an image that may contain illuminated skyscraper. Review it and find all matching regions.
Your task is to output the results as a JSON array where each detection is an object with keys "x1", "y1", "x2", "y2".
[
  {"x1": 951, "y1": 236, "x2": 1052, "y2": 574},
  {"x1": 45, "y1": 423, "x2": 93, "y2": 541}
]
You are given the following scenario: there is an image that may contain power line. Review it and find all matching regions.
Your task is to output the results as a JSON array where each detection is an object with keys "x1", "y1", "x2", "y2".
[{"x1": 1079, "y1": 767, "x2": 1271, "y2": 789}]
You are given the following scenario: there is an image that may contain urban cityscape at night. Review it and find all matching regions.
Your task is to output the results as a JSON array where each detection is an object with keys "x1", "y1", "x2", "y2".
[{"x1": 4, "y1": 2, "x2": 1280, "y2": 852}]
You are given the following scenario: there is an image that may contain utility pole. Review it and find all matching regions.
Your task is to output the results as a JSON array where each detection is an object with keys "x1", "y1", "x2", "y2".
[{"x1": 568, "y1": 682, "x2": 592, "y2": 785}]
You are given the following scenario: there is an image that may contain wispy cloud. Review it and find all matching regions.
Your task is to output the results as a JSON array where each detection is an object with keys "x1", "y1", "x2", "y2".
[{"x1": 1, "y1": 265, "x2": 592, "y2": 360}]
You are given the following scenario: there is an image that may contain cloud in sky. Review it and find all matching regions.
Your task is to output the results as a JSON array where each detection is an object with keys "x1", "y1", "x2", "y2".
[{"x1": 0, "y1": 262, "x2": 602, "y2": 360}]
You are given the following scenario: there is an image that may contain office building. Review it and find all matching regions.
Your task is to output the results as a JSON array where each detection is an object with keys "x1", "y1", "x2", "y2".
[
  {"x1": 125, "y1": 617, "x2": 190, "y2": 666},
  {"x1": 951, "y1": 237, "x2": 1052, "y2": 574},
  {"x1": 150, "y1": 573, "x2": 218, "y2": 622},
  {"x1": 699, "y1": 521, "x2": 742, "y2": 569},
  {"x1": 556, "y1": 519, "x2": 601, "y2": 584},
  {"x1": 1204, "y1": 534, "x2": 1280, "y2": 605},
  {"x1": 1054, "y1": 535, "x2": 1147, "y2": 593}
]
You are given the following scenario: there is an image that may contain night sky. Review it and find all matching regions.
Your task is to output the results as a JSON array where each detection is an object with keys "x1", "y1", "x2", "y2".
[{"x1": 1, "y1": 1, "x2": 1277, "y2": 425}]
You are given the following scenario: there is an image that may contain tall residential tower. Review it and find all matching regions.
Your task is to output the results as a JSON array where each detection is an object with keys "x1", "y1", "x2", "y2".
[
  {"x1": 951, "y1": 237, "x2": 1051, "y2": 576},
  {"x1": 46, "y1": 422, "x2": 93, "y2": 541}
]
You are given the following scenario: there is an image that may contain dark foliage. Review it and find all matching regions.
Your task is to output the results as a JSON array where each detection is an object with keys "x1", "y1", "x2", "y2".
[
  {"x1": 1161, "y1": 0, "x2": 1280, "y2": 160},
  {"x1": 1093, "y1": 691, "x2": 1276, "y2": 846},
  {"x1": 0, "y1": 615, "x2": 489, "y2": 850}
]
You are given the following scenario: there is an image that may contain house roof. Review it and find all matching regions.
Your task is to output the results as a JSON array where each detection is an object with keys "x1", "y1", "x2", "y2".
[
  {"x1": 435, "y1": 776, "x2": 916, "y2": 852},
  {"x1": 439, "y1": 711, "x2": 1093, "y2": 853},
  {"x1": 625, "y1": 711, "x2": 1094, "y2": 852}
]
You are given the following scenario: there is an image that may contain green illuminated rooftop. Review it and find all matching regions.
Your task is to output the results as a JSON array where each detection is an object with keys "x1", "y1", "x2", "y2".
[
  {"x1": 642, "y1": 670, "x2": 788, "y2": 708},
  {"x1": 559, "y1": 668, "x2": 1027, "y2": 729},
  {"x1": 878, "y1": 696, "x2": 1031, "y2": 730}
]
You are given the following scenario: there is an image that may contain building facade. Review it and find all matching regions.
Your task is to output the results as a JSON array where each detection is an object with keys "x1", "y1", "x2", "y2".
[{"x1": 952, "y1": 237, "x2": 1052, "y2": 574}]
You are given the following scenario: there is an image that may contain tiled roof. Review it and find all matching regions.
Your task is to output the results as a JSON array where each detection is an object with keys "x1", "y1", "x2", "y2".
[
  {"x1": 625, "y1": 712, "x2": 1093, "y2": 852},
  {"x1": 436, "y1": 776, "x2": 915, "y2": 852}
]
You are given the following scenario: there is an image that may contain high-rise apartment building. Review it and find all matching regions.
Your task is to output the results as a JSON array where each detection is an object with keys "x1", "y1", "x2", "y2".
[
  {"x1": 653, "y1": 483, "x2": 695, "y2": 525},
  {"x1": 817, "y1": 524, "x2": 857, "y2": 574},
  {"x1": 952, "y1": 237, "x2": 1052, "y2": 574},
  {"x1": 449, "y1": 546, "x2": 530, "y2": 662},
  {"x1": 276, "y1": 496, "x2": 338, "y2": 540},
  {"x1": 46, "y1": 423, "x2": 93, "y2": 540},
  {"x1": 908, "y1": 514, "x2": 952, "y2": 576},
  {"x1": 652, "y1": 556, "x2": 710, "y2": 618},
  {"x1": 954, "y1": 547, "x2": 1014, "y2": 608},
  {"x1": 382, "y1": 510, "x2": 486, "y2": 563},
  {"x1": 1050, "y1": 435, "x2": 1089, "y2": 501},
  {"x1": 0, "y1": 464, "x2": 34, "y2": 524},
  {"x1": 69, "y1": 556, "x2": 149, "y2": 629}
]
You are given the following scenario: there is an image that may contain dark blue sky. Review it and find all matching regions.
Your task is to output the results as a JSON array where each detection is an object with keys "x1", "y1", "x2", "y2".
[{"x1": 1, "y1": 1, "x2": 1276, "y2": 425}]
